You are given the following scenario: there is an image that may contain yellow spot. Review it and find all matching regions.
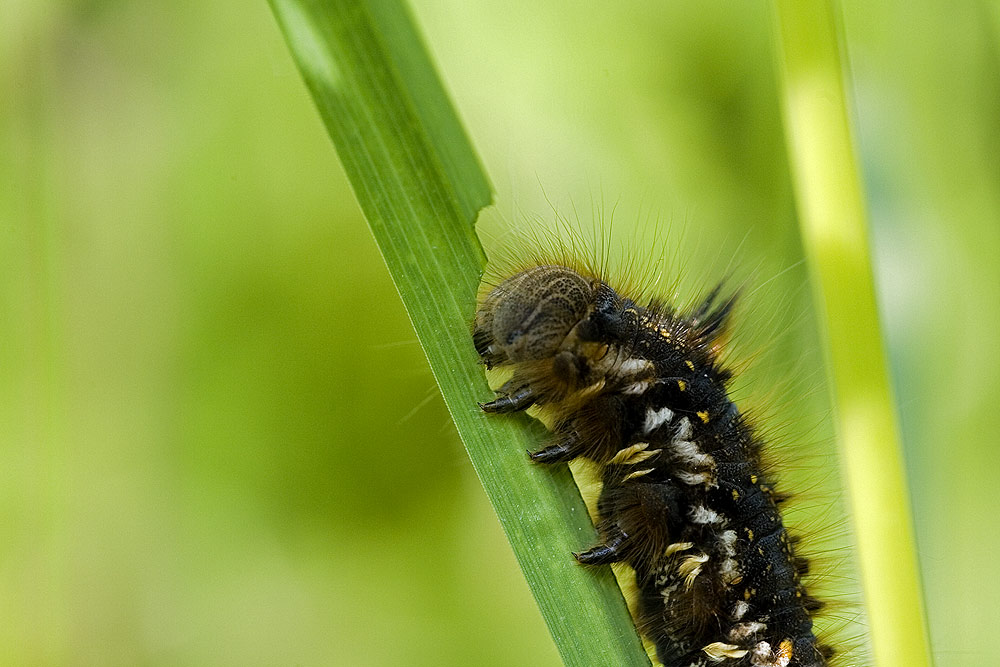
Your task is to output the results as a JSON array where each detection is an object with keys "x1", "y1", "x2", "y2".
[
  {"x1": 697, "y1": 410, "x2": 710, "y2": 423},
  {"x1": 702, "y1": 642, "x2": 748, "y2": 660},
  {"x1": 796, "y1": 589, "x2": 802, "y2": 598},
  {"x1": 677, "y1": 380, "x2": 687, "y2": 392},
  {"x1": 758, "y1": 547, "x2": 765, "y2": 556},
  {"x1": 778, "y1": 638, "x2": 794, "y2": 660},
  {"x1": 732, "y1": 489, "x2": 740, "y2": 501},
  {"x1": 746, "y1": 529, "x2": 754, "y2": 541},
  {"x1": 685, "y1": 360, "x2": 695, "y2": 371},
  {"x1": 744, "y1": 588, "x2": 753, "y2": 600},
  {"x1": 750, "y1": 475, "x2": 758, "y2": 484}
]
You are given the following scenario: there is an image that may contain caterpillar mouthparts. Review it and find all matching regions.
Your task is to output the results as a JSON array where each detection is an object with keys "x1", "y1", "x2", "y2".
[{"x1": 474, "y1": 263, "x2": 833, "y2": 667}]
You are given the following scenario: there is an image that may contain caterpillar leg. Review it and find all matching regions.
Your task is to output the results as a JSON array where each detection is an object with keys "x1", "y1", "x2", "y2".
[
  {"x1": 479, "y1": 382, "x2": 536, "y2": 413},
  {"x1": 528, "y1": 438, "x2": 576, "y2": 463},
  {"x1": 590, "y1": 475, "x2": 683, "y2": 569},
  {"x1": 574, "y1": 528, "x2": 628, "y2": 565}
]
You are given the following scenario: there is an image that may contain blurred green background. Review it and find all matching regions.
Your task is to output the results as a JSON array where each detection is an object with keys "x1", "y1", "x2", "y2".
[{"x1": 3, "y1": 1, "x2": 998, "y2": 665}]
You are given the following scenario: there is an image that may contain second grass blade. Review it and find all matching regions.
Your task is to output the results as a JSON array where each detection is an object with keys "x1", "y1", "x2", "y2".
[{"x1": 772, "y1": 2, "x2": 932, "y2": 665}]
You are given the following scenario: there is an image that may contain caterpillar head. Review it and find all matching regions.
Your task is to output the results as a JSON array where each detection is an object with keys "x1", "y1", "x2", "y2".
[{"x1": 474, "y1": 265, "x2": 595, "y2": 367}]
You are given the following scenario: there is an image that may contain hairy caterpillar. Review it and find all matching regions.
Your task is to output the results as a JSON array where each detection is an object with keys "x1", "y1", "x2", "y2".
[{"x1": 473, "y1": 248, "x2": 837, "y2": 666}]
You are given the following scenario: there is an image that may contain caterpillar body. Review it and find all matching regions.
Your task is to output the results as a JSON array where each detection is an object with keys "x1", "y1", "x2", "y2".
[{"x1": 474, "y1": 263, "x2": 833, "y2": 667}]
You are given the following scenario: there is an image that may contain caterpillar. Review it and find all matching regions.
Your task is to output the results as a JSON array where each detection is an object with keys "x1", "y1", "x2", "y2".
[{"x1": 473, "y1": 255, "x2": 836, "y2": 667}]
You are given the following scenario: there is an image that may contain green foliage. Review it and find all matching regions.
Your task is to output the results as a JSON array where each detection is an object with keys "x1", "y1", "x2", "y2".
[{"x1": 3, "y1": 1, "x2": 998, "y2": 665}]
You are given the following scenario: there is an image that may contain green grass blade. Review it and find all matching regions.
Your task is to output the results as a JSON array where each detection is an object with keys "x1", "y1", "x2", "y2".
[
  {"x1": 267, "y1": 1, "x2": 650, "y2": 664},
  {"x1": 772, "y1": 2, "x2": 932, "y2": 665}
]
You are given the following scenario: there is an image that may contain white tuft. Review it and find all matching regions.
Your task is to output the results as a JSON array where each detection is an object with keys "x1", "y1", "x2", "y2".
[
  {"x1": 675, "y1": 470, "x2": 716, "y2": 487},
  {"x1": 675, "y1": 416, "x2": 693, "y2": 440},
  {"x1": 720, "y1": 558, "x2": 741, "y2": 585},
  {"x1": 690, "y1": 505, "x2": 722, "y2": 524},
  {"x1": 751, "y1": 640, "x2": 792, "y2": 667},
  {"x1": 720, "y1": 529, "x2": 738, "y2": 555},
  {"x1": 751, "y1": 642, "x2": 773, "y2": 666},
  {"x1": 643, "y1": 406, "x2": 674, "y2": 433},
  {"x1": 672, "y1": 439, "x2": 714, "y2": 467},
  {"x1": 729, "y1": 621, "x2": 766, "y2": 641},
  {"x1": 619, "y1": 357, "x2": 653, "y2": 374}
]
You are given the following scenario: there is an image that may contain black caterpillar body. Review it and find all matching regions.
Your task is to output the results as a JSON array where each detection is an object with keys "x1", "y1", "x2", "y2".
[{"x1": 474, "y1": 264, "x2": 832, "y2": 667}]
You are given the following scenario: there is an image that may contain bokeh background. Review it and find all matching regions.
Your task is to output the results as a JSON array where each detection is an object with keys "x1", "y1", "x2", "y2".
[{"x1": 3, "y1": 1, "x2": 998, "y2": 665}]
